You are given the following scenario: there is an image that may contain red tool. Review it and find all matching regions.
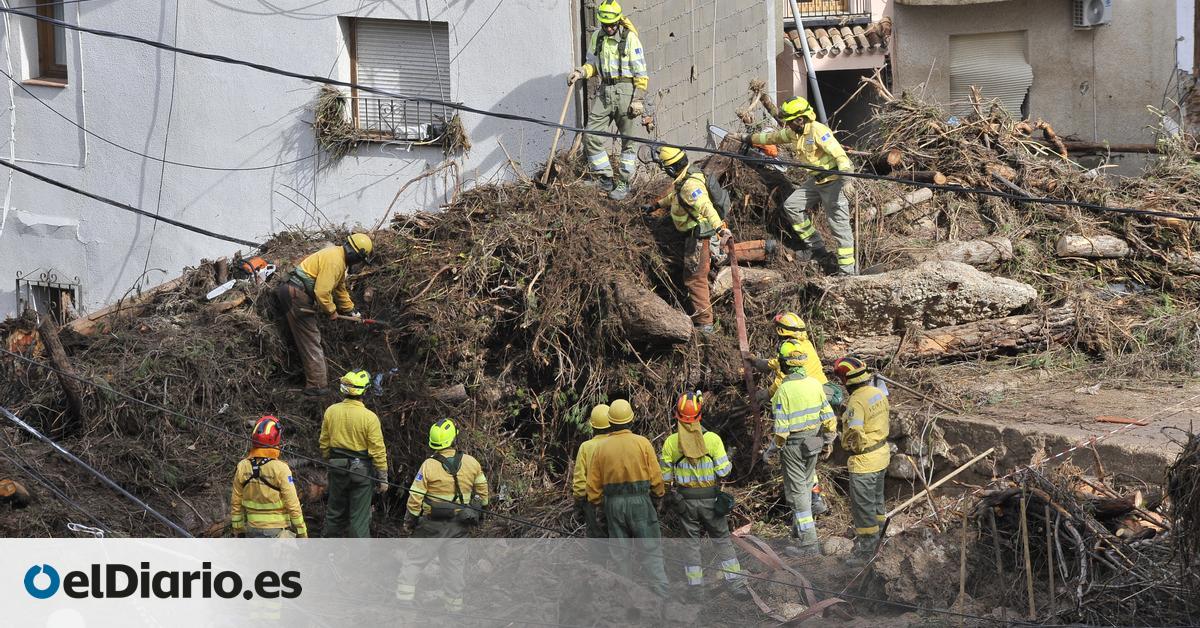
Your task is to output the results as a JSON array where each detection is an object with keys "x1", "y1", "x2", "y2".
[{"x1": 726, "y1": 236, "x2": 763, "y2": 475}]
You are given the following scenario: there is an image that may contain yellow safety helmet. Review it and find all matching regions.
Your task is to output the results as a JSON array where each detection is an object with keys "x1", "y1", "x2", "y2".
[
  {"x1": 607, "y1": 399, "x2": 634, "y2": 425},
  {"x1": 774, "y1": 311, "x2": 808, "y2": 340},
  {"x1": 834, "y1": 356, "x2": 871, "y2": 386},
  {"x1": 777, "y1": 341, "x2": 808, "y2": 375},
  {"x1": 656, "y1": 145, "x2": 688, "y2": 178},
  {"x1": 596, "y1": 0, "x2": 623, "y2": 25},
  {"x1": 589, "y1": 404, "x2": 611, "y2": 430},
  {"x1": 345, "y1": 233, "x2": 374, "y2": 264},
  {"x1": 780, "y1": 97, "x2": 816, "y2": 122},
  {"x1": 339, "y1": 369, "x2": 370, "y2": 397},
  {"x1": 429, "y1": 418, "x2": 457, "y2": 449}
]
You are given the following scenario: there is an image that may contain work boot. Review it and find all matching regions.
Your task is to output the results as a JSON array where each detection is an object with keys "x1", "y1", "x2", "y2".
[
  {"x1": 783, "y1": 544, "x2": 821, "y2": 559},
  {"x1": 588, "y1": 176, "x2": 615, "y2": 192},
  {"x1": 811, "y1": 490, "x2": 828, "y2": 516},
  {"x1": 764, "y1": 239, "x2": 779, "y2": 260},
  {"x1": 834, "y1": 264, "x2": 858, "y2": 277},
  {"x1": 608, "y1": 180, "x2": 629, "y2": 200},
  {"x1": 843, "y1": 553, "x2": 869, "y2": 569},
  {"x1": 302, "y1": 387, "x2": 328, "y2": 397},
  {"x1": 685, "y1": 586, "x2": 706, "y2": 602},
  {"x1": 728, "y1": 585, "x2": 751, "y2": 601}
]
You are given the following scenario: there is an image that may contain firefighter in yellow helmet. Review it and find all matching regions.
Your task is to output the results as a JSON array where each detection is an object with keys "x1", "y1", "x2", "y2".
[
  {"x1": 573, "y1": 404, "x2": 612, "y2": 539},
  {"x1": 230, "y1": 416, "x2": 307, "y2": 538},
  {"x1": 274, "y1": 233, "x2": 374, "y2": 395},
  {"x1": 762, "y1": 341, "x2": 836, "y2": 557},
  {"x1": 586, "y1": 399, "x2": 669, "y2": 597},
  {"x1": 732, "y1": 98, "x2": 856, "y2": 275},
  {"x1": 396, "y1": 419, "x2": 489, "y2": 612},
  {"x1": 645, "y1": 145, "x2": 731, "y2": 334},
  {"x1": 659, "y1": 392, "x2": 749, "y2": 600},
  {"x1": 568, "y1": 1, "x2": 648, "y2": 200},
  {"x1": 319, "y1": 369, "x2": 388, "y2": 537},
  {"x1": 834, "y1": 357, "x2": 890, "y2": 567}
]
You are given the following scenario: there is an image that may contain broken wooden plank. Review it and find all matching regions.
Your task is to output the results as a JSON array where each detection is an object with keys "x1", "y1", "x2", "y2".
[{"x1": 66, "y1": 276, "x2": 188, "y2": 337}]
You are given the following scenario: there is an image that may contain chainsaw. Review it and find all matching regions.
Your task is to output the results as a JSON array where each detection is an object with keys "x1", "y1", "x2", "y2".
[{"x1": 708, "y1": 124, "x2": 787, "y2": 173}]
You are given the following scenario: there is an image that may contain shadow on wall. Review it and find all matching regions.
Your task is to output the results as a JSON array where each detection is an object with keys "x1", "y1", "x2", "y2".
[{"x1": 468, "y1": 72, "x2": 576, "y2": 181}]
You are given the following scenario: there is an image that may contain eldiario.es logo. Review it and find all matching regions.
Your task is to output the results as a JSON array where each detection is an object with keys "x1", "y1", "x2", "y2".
[{"x1": 24, "y1": 562, "x2": 301, "y2": 600}]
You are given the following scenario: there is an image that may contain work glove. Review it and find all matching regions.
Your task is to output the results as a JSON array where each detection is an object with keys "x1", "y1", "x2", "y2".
[
  {"x1": 628, "y1": 98, "x2": 645, "y2": 118},
  {"x1": 753, "y1": 388, "x2": 771, "y2": 404},
  {"x1": 231, "y1": 529, "x2": 245, "y2": 538},
  {"x1": 718, "y1": 227, "x2": 733, "y2": 248},
  {"x1": 375, "y1": 468, "x2": 390, "y2": 493},
  {"x1": 567, "y1": 66, "x2": 586, "y2": 85},
  {"x1": 821, "y1": 443, "x2": 834, "y2": 460},
  {"x1": 326, "y1": 310, "x2": 339, "y2": 321},
  {"x1": 403, "y1": 513, "x2": 418, "y2": 533},
  {"x1": 640, "y1": 203, "x2": 657, "y2": 215},
  {"x1": 761, "y1": 441, "x2": 779, "y2": 465},
  {"x1": 573, "y1": 497, "x2": 587, "y2": 520}
]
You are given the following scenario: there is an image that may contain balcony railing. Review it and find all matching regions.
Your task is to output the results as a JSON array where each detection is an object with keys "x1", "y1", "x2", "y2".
[
  {"x1": 783, "y1": 0, "x2": 872, "y2": 24},
  {"x1": 351, "y1": 96, "x2": 452, "y2": 142}
]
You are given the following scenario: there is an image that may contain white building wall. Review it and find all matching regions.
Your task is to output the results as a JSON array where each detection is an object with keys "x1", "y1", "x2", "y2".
[{"x1": 0, "y1": 0, "x2": 573, "y2": 315}]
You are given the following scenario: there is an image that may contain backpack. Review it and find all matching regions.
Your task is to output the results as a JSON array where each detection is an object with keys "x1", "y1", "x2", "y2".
[{"x1": 677, "y1": 173, "x2": 731, "y2": 221}]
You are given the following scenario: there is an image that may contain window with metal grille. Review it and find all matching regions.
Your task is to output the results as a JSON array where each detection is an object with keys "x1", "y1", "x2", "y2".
[
  {"x1": 16, "y1": 270, "x2": 79, "y2": 323},
  {"x1": 350, "y1": 18, "x2": 452, "y2": 141}
]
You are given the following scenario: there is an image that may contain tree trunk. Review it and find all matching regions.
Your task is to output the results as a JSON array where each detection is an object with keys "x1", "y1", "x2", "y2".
[
  {"x1": 610, "y1": 279, "x2": 693, "y2": 346},
  {"x1": 861, "y1": 187, "x2": 934, "y2": 221},
  {"x1": 37, "y1": 316, "x2": 86, "y2": 434},
  {"x1": 929, "y1": 237, "x2": 1014, "y2": 267},
  {"x1": 1055, "y1": 234, "x2": 1130, "y2": 259}
]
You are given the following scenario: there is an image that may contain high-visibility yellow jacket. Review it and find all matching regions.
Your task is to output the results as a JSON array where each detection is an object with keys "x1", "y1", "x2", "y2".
[
  {"x1": 230, "y1": 449, "x2": 307, "y2": 536},
  {"x1": 766, "y1": 338, "x2": 827, "y2": 396},
  {"x1": 770, "y1": 373, "x2": 836, "y2": 447},
  {"x1": 582, "y1": 24, "x2": 649, "y2": 92},
  {"x1": 319, "y1": 399, "x2": 388, "y2": 474},
  {"x1": 659, "y1": 430, "x2": 732, "y2": 488},
  {"x1": 294, "y1": 245, "x2": 355, "y2": 315},
  {"x1": 841, "y1": 385, "x2": 891, "y2": 474},
  {"x1": 405, "y1": 448, "x2": 490, "y2": 517},
  {"x1": 572, "y1": 434, "x2": 610, "y2": 499},
  {"x1": 751, "y1": 122, "x2": 852, "y2": 174},
  {"x1": 587, "y1": 429, "x2": 666, "y2": 505},
  {"x1": 655, "y1": 169, "x2": 724, "y2": 236}
]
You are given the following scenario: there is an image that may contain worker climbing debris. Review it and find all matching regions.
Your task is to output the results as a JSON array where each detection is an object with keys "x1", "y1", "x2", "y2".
[
  {"x1": 230, "y1": 415, "x2": 307, "y2": 538},
  {"x1": 644, "y1": 145, "x2": 733, "y2": 334},
  {"x1": 731, "y1": 97, "x2": 857, "y2": 275},
  {"x1": 568, "y1": 0, "x2": 647, "y2": 201},
  {"x1": 762, "y1": 341, "x2": 837, "y2": 557},
  {"x1": 586, "y1": 399, "x2": 669, "y2": 597},
  {"x1": 396, "y1": 419, "x2": 489, "y2": 612},
  {"x1": 273, "y1": 233, "x2": 373, "y2": 396},
  {"x1": 574, "y1": 404, "x2": 612, "y2": 545},
  {"x1": 659, "y1": 392, "x2": 749, "y2": 601},
  {"x1": 834, "y1": 356, "x2": 890, "y2": 567},
  {"x1": 319, "y1": 369, "x2": 388, "y2": 538}
]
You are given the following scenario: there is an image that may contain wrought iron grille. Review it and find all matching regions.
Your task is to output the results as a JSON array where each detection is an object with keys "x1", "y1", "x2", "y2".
[
  {"x1": 352, "y1": 96, "x2": 452, "y2": 142},
  {"x1": 15, "y1": 268, "x2": 80, "y2": 323}
]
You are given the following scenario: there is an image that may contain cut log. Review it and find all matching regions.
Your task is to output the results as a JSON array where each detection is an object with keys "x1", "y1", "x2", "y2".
[
  {"x1": 431, "y1": 383, "x2": 469, "y2": 404},
  {"x1": 610, "y1": 279, "x2": 693, "y2": 346},
  {"x1": 822, "y1": 303, "x2": 1076, "y2": 364},
  {"x1": 0, "y1": 479, "x2": 31, "y2": 507},
  {"x1": 67, "y1": 276, "x2": 187, "y2": 337},
  {"x1": 929, "y1": 237, "x2": 1014, "y2": 267},
  {"x1": 1033, "y1": 139, "x2": 1200, "y2": 159},
  {"x1": 861, "y1": 187, "x2": 935, "y2": 221},
  {"x1": 711, "y1": 267, "x2": 783, "y2": 300},
  {"x1": 38, "y1": 316, "x2": 86, "y2": 432},
  {"x1": 208, "y1": 294, "x2": 247, "y2": 315},
  {"x1": 1054, "y1": 234, "x2": 1130, "y2": 259},
  {"x1": 214, "y1": 259, "x2": 229, "y2": 285},
  {"x1": 898, "y1": 170, "x2": 947, "y2": 185}
]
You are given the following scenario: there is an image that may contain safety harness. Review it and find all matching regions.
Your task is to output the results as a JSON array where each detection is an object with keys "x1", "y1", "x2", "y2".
[
  {"x1": 241, "y1": 457, "x2": 282, "y2": 493},
  {"x1": 425, "y1": 452, "x2": 476, "y2": 521},
  {"x1": 592, "y1": 28, "x2": 631, "y2": 83}
]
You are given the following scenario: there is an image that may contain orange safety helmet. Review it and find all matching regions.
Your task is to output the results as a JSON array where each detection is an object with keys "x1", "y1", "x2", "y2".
[
  {"x1": 675, "y1": 391, "x2": 703, "y2": 423},
  {"x1": 251, "y1": 415, "x2": 283, "y2": 448},
  {"x1": 833, "y1": 356, "x2": 871, "y2": 386}
]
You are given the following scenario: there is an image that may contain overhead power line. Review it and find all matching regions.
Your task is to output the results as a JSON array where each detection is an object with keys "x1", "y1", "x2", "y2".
[{"x1": 5, "y1": 7, "x2": 1199, "y2": 224}]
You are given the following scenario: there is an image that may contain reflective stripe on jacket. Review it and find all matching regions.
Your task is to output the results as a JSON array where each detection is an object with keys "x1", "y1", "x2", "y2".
[
  {"x1": 405, "y1": 448, "x2": 490, "y2": 517},
  {"x1": 586, "y1": 429, "x2": 665, "y2": 505},
  {"x1": 659, "y1": 430, "x2": 731, "y2": 488},
  {"x1": 230, "y1": 453, "x2": 306, "y2": 536},
  {"x1": 582, "y1": 27, "x2": 648, "y2": 91},
  {"x1": 770, "y1": 373, "x2": 836, "y2": 446},
  {"x1": 319, "y1": 399, "x2": 388, "y2": 474},
  {"x1": 841, "y1": 385, "x2": 891, "y2": 474},
  {"x1": 572, "y1": 434, "x2": 609, "y2": 499},
  {"x1": 659, "y1": 169, "x2": 723, "y2": 236},
  {"x1": 296, "y1": 245, "x2": 354, "y2": 315},
  {"x1": 750, "y1": 122, "x2": 852, "y2": 173}
]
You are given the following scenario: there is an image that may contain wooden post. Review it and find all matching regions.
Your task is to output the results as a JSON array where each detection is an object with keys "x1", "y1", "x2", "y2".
[
  {"x1": 988, "y1": 507, "x2": 1006, "y2": 613},
  {"x1": 958, "y1": 511, "x2": 969, "y2": 600},
  {"x1": 917, "y1": 467, "x2": 946, "y2": 531},
  {"x1": 1020, "y1": 488, "x2": 1036, "y2": 619},
  {"x1": 37, "y1": 316, "x2": 86, "y2": 433},
  {"x1": 886, "y1": 447, "x2": 994, "y2": 518},
  {"x1": 1045, "y1": 503, "x2": 1055, "y2": 616}
]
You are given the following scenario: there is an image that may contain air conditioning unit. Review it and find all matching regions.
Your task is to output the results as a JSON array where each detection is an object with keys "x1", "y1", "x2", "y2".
[{"x1": 1073, "y1": 0, "x2": 1113, "y2": 28}]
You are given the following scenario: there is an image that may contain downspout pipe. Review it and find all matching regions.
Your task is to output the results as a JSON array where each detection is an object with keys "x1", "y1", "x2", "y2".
[{"x1": 785, "y1": 0, "x2": 828, "y2": 124}]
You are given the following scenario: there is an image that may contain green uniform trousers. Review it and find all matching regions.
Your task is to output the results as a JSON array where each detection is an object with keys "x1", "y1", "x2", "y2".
[
  {"x1": 395, "y1": 519, "x2": 468, "y2": 611},
  {"x1": 322, "y1": 458, "x2": 374, "y2": 538},
  {"x1": 583, "y1": 82, "x2": 640, "y2": 183},
  {"x1": 849, "y1": 469, "x2": 887, "y2": 556},
  {"x1": 679, "y1": 496, "x2": 746, "y2": 590},
  {"x1": 602, "y1": 490, "x2": 669, "y2": 597},
  {"x1": 782, "y1": 177, "x2": 854, "y2": 272},
  {"x1": 780, "y1": 433, "x2": 821, "y2": 550},
  {"x1": 581, "y1": 499, "x2": 611, "y2": 566}
]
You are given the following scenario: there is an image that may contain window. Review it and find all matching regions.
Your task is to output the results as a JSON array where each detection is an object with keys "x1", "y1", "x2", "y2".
[
  {"x1": 949, "y1": 31, "x2": 1033, "y2": 119},
  {"x1": 350, "y1": 18, "x2": 451, "y2": 141},
  {"x1": 35, "y1": 0, "x2": 67, "y2": 82},
  {"x1": 16, "y1": 270, "x2": 80, "y2": 323}
]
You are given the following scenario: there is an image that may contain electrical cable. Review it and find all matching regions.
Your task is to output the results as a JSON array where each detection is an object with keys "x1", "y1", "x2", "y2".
[
  {"x1": 140, "y1": 0, "x2": 181, "y2": 284},
  {"x1": 7, "y1": 6, "x2": 1198, "y2": 225},
  {"x1": 0, "y1": 404, "x2": 192, "y2": 537},
  {"x1": 0, "y1": 435, "x2": 113, "y2": 534},
  {"x1": 0, "y1": 156, "x2": 265, "y2": 248}
]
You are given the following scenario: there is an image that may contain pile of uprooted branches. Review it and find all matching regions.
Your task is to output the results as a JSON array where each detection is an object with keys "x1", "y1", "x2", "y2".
[
  {"x1": 1168, "y1": 432, "x2": 1200, "y2": 580},
  {"x1": 971, "y1": 463, "x2": 1197, "y2": 625}
]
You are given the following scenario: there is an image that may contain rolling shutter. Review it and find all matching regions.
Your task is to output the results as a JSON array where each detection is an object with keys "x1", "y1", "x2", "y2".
[
  {"x1": 354, "y1": 18, "x2": 450, "y2": 136},
  {"x1": 949, "y1": 31, "x2": 1033, "y2": 118}
]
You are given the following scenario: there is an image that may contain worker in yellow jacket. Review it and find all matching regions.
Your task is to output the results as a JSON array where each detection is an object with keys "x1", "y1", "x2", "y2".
[
  {"x1": 319, "y1": 370, "x2": 388, "y2": 538},
  {"x1": 645, "y1": 145, "x2": 731, "y2": 334},
  {"x1": 230, "y1": 416, "x2": 307, "y2": 538},
  {"x1": 274, "y1": 233, "x2": 373, "y2": 396},
  {"x1": 762, "y1": 342, "x2": 837, "y2": 557},
  {"x1": 587, "y1": 399, "x2": 669, "y2": 597},
  {"x1": 833, "y1": 357, "x2": 891, "y2": 567},
  {"x1": 396, "y1": 419, "x2": 489, "y2": 612},
  {"x1": 660, "y1": 392, "x2": 749, "y2": 600},
  {"x1": 732, "y1": 98, "x2": 856, "y2": 275},
  {"x1": 573, "y1": 404, "x2": 612, "y2": 539},
  {"x1": 568, "y1": 1, "x2": 648, "y2": 200}
]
